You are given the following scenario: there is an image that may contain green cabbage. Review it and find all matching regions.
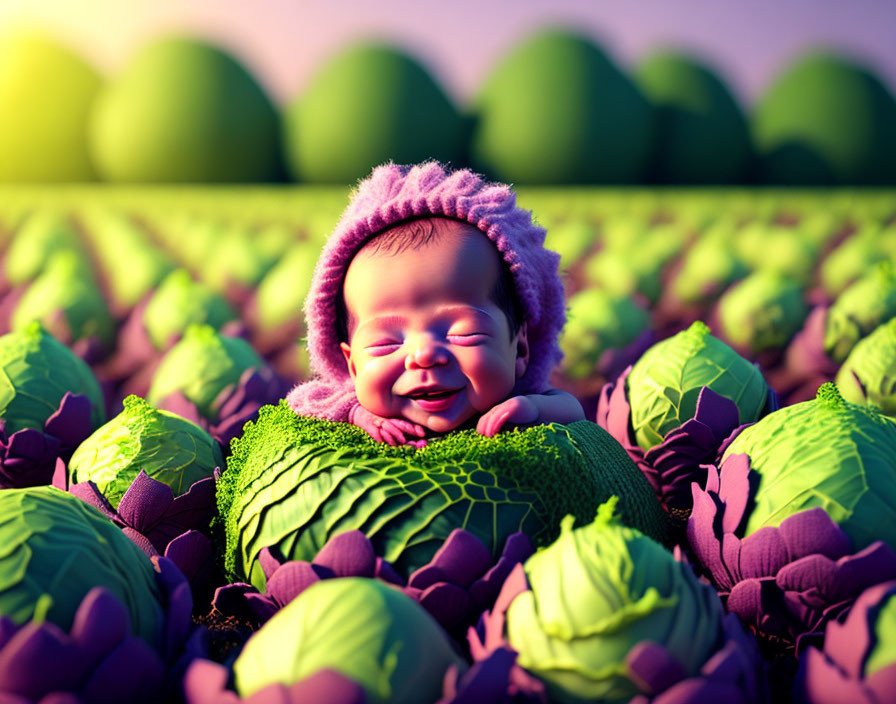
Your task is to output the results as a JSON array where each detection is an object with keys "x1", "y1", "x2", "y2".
[
  {"x1": 78, "y1": 207, "x2": 175, "y2": 308},
  {"x1": 559, "y1": 289, "x2": 649, "y2": 379},
  {"x1": 836, "y1": 319, "x2": 896, "y2": 418},
  {"x1": 3, "y1": 210, "x2": 87, "y2": 286},
  {"x1": 201, "y1": 225, "x2": 278, "y2": 293},
  {"x1": 233, "y1": 578, "x2": 465, "y2": 703},
  {"x1": 820, "y1": 227, "x2": 888, "y2": 298},
  {"x1": 0, "y1": 321, "x2": 105, "y2": 434},
  {"x1": 218, "y1": 403, "x2": 669, "y2": 590},
  {"x1": 68, "y1": 395, "x2": 223, "y2": 509},
  {"x1": 722, "y1": 383, "x2": 896, "y2": 550},
  {"x1": 147, "y1": 324, "x2": 264, "y2": 418},
  {"x1": 671, "y1": 231, "x2": 747, "y2": 304},
  {"x1": 626, "y1": 321, "x2": 769, "y2": 451},
  {"x1": 506, "y1": 498, "x2": 723, "y2": 703},
  {"x1": 142, "y1": 269, "x2": 237, "y2": 350},
  {"x1": 12, "y1": 250, "x2": 116, "y2": 346},
  {"x1": 717, "y1": 269, "x2": 808, "y2": 355},
  {"x1": 824, "y1": 262, "x2": 896, "y2": 363},
  {"x1": 543, "y1": 219, "x2": 597, "y2": 271},
  {"x1": 254, "y1": 243, "x2": 317, "y2": 330},
  {"x1": 0, "y1": 486, "x2": 164, "y2": 645}
]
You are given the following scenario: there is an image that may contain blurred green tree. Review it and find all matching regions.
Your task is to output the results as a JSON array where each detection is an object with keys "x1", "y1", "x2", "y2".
[{"x1": 753, "y1": 51, "x2": 896, "y2": 185}]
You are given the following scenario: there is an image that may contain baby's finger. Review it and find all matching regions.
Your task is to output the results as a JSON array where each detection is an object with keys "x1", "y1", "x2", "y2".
[
  {"x1": 392, "y1": 419, "x2": 425, "y2": 437},
  {"x1": 491, "y1": 409, "x2": 511, "y2": 436},
  {"x1": 476, "y1": 410, "x2": 494, "y2": 436},
  {"x1": 377, "y1": 426, "x2": 399, "y2": 446},
  {"x1": 382, "y1": 423, "x2": 407, "y2": 446}
]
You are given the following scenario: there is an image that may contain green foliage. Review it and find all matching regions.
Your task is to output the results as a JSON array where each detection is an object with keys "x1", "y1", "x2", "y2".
[
  {"x1": 635, "y1": 50, "x2": 753, "y2": 184},
  {"x1": 142, "y1": 269, "x2": 238, "y2": 350},
  {"x1": 68, "y1": 395, "x2": 223, "y2": 509},
  {"x1": 147, "y1": 324, "x2": 264, "y2": 418},
  {"x1": 723, "y1": 383, "x2": 896, "y2": 551},
  {"x1": 233, "y1": 578, "x2": 466, "y2": 703},
  {"x1": 626, "y1": 321, "x2": 770, "y2": 451},
  {"x1": 0, "y1": 32, "x2": 102, "y2": 182},
  {"x1": 89, "y1": 36, "x2": 281, "y2": 183},
  {"x1": 471, "y1": 29, "x2": 654, "y2": 184},
  {"x1": 0, "y1": 322, "x2": 105, "y2": 434},
  {"x1": 218, "y1": 403, "x2": 668, "y2": 589},
  {"x1": 506, "y1": 499, "x2": 723, "y2": 703},
  {"x1": 753, "y1": 52, "x2": 896, "y2": 185},
  {"x1": 284, "y1": 43, "x2": 467, "y2": 183},
  {"x1": 0, "y1": 486, "x2": 164, "y2": 645}
]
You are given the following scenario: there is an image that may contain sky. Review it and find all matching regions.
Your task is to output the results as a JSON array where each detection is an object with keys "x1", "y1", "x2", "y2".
[{"x1": 1, "y1": 0, "x2": 894, "y2": 107}]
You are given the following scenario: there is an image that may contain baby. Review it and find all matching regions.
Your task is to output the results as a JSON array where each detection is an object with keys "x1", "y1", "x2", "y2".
[{"x1": 287, "y1": 162, "x2": 584, "y2": 444}]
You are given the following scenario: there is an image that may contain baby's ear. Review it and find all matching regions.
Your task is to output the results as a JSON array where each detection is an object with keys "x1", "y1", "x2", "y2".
[
  {"x1": 340, "y1": 342, "x2": 356, "y2": 379},
  {"x1": 514, "y1": 323, "x2": 529, "y2": 379}
]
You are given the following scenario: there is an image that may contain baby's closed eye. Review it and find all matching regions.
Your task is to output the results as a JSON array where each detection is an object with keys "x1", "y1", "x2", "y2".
[
  {"x1": 364, "y1": 339, "x2": 403, "y2": 355},
  {"x1": 447, "y1": 332, "x2": 490, "y2": 345}
]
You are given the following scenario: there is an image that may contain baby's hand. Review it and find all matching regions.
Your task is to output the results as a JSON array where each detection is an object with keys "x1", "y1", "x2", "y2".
[
  {"x1": 476, "y1": 396, "x2": 539, "y2": 437},
  {"x1": 351, "y1": 405, "x2": 426, "y2": 446}
]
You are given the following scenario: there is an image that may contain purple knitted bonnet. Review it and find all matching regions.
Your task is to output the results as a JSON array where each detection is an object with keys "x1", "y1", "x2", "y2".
[{"x1": 301, "y1": 161, "x2": 566, "y2": 401}]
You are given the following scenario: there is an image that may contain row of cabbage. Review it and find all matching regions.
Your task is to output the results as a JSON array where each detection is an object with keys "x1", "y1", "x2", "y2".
[
  {"x1": 1, "y1": 318, "x2": 894, "y2": 703},
  {"x1": 0, "y1": 186, "x2": 894, "y2": 415},
  {"x1": 0, "y1": 186, "x2": 894, "y2": 703}
]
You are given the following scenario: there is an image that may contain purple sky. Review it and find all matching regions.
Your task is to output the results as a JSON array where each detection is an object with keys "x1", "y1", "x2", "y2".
[{"x1": 2, "y1": 0, "x2": 895, "y2": 107}]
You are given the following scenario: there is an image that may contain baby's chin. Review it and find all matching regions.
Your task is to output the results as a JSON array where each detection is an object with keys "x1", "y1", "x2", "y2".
[{"x1": 403, "y1": 404, "x2": 479, "y2": 435}]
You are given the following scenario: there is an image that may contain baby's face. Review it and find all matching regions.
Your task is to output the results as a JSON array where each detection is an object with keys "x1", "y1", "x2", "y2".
[{"x1": 339, "y1": 220, "x2": 527, "y2": 434}]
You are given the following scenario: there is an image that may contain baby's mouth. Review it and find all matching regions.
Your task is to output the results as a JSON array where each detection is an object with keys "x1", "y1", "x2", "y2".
[{"x1": 405, "y1": 388, "x2": 462, "y2": 411}]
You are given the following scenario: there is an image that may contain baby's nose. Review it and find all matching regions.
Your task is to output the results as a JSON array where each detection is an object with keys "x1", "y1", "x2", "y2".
[{"x1": 405, "y1": 337, "x2": 449, "y2": 369}]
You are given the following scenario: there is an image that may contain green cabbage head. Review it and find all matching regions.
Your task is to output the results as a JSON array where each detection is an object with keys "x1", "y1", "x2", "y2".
[
  {"x1": 824, "y1": 262, "x2": 896, "y2": 364},
  {"x1": 626, "y1": 321, "x2": 770, "y2": 451},
  {"x1": 671, "y1": 231, "x2": 747, "y2": 304},
  {"x1": 3, "y1": 210, "x2": 86, "y2": 286},
  {"x1": 0, "y1": 321, "x2": 105, "y2": 434},
  {"x1": 218, "y1": 403, "x2": 669, "y2": 590},
  {"x1": 147, "y1": 324, "x2": 264, "y2": 418},
  {"x1": 0, "y1": 486, "x2": 164, "y2": 646},
  {"x1": 836, "y1": 319, "x2": 896, "y2": 418},
  {"x1": 254, "y1": 243, "x2": 317, "y2": 330},
  {"x1": 233, "y1": 577, "x2": 466, "y2": 704},
  {"x1": 142, "y1": 269, "x2": 237, "y2": 350},
  {"x1": 717, "y1": 269, "x2": 808, "y2": 355},
  {"x1": 559, "y1": 289, "x2": 648, "y2": 380},
  {"x1": 12, "y1": 250, "x2": 116, "y2": 346},
  {"x1": 722, "y1": 382, "x2": 896, "y2": 551},
  {"x1": 506, "y1": 498, "x2": 723, "y2": 704},
  {"x1": 68, "y1": 395, "x2": 223, "y2": 509}
]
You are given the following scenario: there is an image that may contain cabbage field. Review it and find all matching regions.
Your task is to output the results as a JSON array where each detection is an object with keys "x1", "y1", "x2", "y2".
[{"x1": 0, "y1": 184, "x2": 895, "y2": 704}]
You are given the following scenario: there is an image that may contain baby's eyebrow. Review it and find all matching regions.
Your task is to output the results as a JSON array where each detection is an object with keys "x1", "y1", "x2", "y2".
[{"x1": 357, "y1": 314, "x2": 407, "y2": 333}]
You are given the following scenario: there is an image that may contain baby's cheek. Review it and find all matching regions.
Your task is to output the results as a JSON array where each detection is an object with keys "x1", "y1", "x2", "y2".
[
  {"x1": 465, "y1": 351, "x2": 517, "y2": 407},
  {"x1": 354, "y1": 358, "x2": 401, "y2": 412}
]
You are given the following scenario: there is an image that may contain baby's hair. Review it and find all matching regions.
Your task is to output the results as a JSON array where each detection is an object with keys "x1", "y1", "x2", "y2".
[{"x1": 336, "y1": 216, "x2": 523, "y2": 343}]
